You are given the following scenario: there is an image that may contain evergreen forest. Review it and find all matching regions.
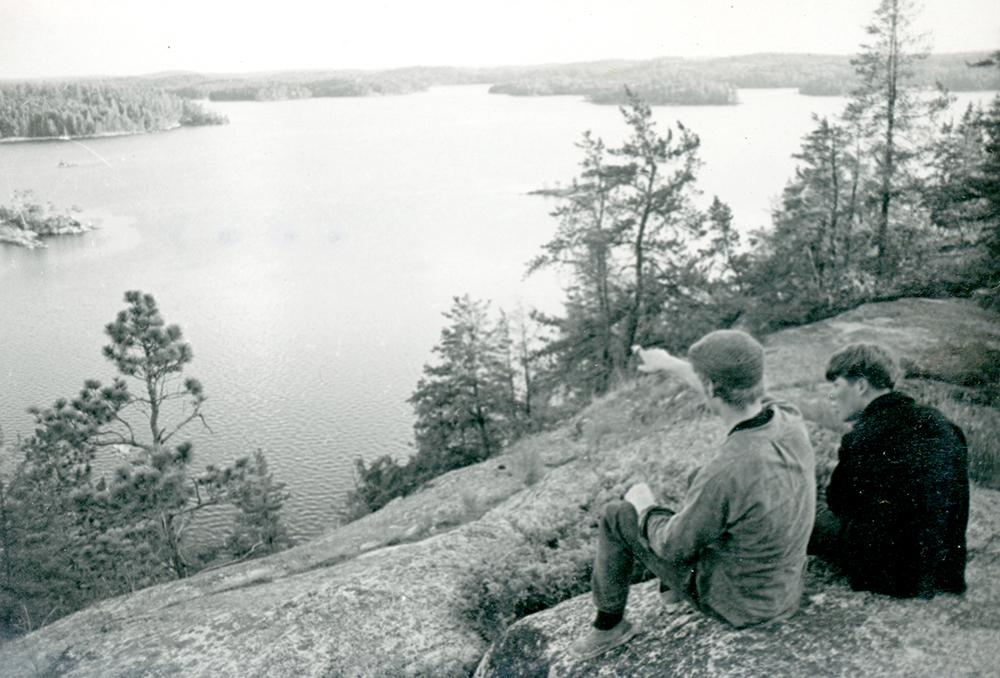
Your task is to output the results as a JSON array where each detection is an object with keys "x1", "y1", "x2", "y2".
[{"x1": 0, "y1": 82, "x2": 227, "y2": 140}]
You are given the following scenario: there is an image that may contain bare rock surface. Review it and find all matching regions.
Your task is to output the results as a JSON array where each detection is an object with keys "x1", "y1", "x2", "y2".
[
  {"x1": 474, "y1": 488, "x2": 1000, "y2": 678},
  {"x1": 1, "y1": 298, "x2": 997, "y2": 677}
]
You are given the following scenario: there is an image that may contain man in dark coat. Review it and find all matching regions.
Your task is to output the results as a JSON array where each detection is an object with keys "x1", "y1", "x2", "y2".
[{"x1": 812, "y1": 343, "x2": 969, "y2": 598}]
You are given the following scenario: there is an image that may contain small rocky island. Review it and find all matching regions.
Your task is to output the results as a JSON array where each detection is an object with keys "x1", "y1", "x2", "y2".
[{"x1": 0, "y1": 193, "x2": 92, "y2": 248}]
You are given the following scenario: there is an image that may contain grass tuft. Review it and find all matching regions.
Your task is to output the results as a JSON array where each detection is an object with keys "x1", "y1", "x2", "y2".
[{"x1": 512, "y1": 445, "x2": 544, "y2": 487}]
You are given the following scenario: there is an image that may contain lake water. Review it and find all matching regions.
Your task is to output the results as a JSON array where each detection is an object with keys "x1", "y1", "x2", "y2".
[{"x1": 0, "y1": 86, "x2": 992, "y2": 542}]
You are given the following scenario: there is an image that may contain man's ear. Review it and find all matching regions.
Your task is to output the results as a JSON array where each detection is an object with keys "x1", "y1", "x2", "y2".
[{"x1": 853, "y1": 377, "x2": 871, "y2": 396}]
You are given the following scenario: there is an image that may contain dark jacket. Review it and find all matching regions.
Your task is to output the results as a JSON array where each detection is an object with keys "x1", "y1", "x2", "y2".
[{"x1": 827, "y1": 391, "x2": 969, "y2": 598}]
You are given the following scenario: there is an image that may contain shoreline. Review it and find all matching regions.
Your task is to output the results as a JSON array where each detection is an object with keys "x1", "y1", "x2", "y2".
[
  {"x1": 0, "y1": 123, "x2": 182, "y2": 145},
  {"x1": 0, "y1": 218, "x2": 94, "y2": 248}
]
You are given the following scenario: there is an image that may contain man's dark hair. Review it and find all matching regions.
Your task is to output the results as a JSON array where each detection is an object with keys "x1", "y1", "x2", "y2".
[{"x1": 825, "y1": 343, "x2": 897, "y2": 390}]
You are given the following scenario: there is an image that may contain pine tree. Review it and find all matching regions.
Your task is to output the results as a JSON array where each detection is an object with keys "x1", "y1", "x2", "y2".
[
  {"x1": 529, "y1": 132, "x2": 623, "y2": 393},
  {"x1": 10, "y1": 290, "x2": 290, "y2": 601},
  {"x1": 925, "y1": 104, "x2": 989, "y2": 242},
  {"x1": 409, "y1": 295, "x2": 518, "y2": 472},
  {"x1": 771, "y1": 116, "x2": 867, "y2": 301},
  {"x1": 699, "y1": 196, "x2": 745, "y2": 287},
  {"x1": 974, "y1": 97, "x2": 1000, "y2": 268},
  {"x1": 344, "y1": 296, "x2": 527, "y2": 520},
  {"x1": 528, "y1": 90, "x2": 703, "y2": 398},
  {"x1": 611, "y1": 90, "x2": 702, "y2": 358},
  {"x1": 220, "y1": 451, "x2": 292, "y2": 560},
  {"x1": 845, "y1": 0, "x2": 938, "y2": 280},
  {"x1": 919, "y1": 55, "x2": 1000, "y2": 296}
]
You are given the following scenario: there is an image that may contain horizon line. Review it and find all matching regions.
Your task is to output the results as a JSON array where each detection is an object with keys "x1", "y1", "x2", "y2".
[{"x1": 3, "y1": 48, "x2": 996, "y2": 83}]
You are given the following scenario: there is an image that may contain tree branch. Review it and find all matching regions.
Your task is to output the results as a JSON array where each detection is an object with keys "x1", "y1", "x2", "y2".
[{"x1": 160, "y1": 405, "x2": 203, "y2": 445}]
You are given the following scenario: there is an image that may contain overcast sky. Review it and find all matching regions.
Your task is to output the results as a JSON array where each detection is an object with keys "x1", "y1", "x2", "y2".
[{"x1": 1, "y1": 0, "x2": 998, "y2": 79}]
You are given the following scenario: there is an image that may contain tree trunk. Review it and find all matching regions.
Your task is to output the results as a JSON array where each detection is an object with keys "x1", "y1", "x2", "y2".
[
  {"x1": 161, "y1": 513, "x2": 187, "y2": 579},
  {"x1": 0, "y1": 483, "x2": 13, "y2": 591},
  {"x1": 828, "y1": 140, "x2": 841, "y2": 278},
  {"x1": 876, "y1": 0, "x2": 900, "y2": 280},
  {"x1": 471, "y1": 379, "x2": 492, "y2": 459},
  {"x1": 624, "y1": 169, "x2": 658, "y2": 362},
  {"x1": 594, "y1": 184, "x2": 615, "y2": 395},
  {"x1": 844, "y1": 134, "x2": 863, "y2": 272}
]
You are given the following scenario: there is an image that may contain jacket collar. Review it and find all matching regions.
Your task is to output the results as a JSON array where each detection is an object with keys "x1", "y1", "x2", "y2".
[
  {"x1": 860, "y1": 391, "x2": 914, "y2": 420},
  {"x1": 728, "y1": 406, "x2": 774, "y2": 437}
]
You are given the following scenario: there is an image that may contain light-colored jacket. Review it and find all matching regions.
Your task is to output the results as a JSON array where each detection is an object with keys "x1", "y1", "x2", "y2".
[{"x1": 641, "y1": 399, "x2": 816, "y2": 627}]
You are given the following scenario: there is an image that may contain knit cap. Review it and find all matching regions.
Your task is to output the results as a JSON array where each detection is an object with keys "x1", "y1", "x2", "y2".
[{"x1": 687, "y1": 330, "x2": 764, "y2": 390}]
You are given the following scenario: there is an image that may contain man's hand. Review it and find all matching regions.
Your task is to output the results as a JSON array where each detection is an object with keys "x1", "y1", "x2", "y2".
[
  {"x1": 624, "y1": 482, "x2": 656, "y2": 515},
  {"x1": 633, "y1": 345, "x2": 705, "y2": 394},
  {"x1": 633, "y1": 346, "x2": 683, "y2": 373}
]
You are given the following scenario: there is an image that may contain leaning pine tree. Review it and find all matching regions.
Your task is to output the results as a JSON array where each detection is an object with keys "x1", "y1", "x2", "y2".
[{"x1": 528, "y1": 89, "x2": 704, "y2": 400}]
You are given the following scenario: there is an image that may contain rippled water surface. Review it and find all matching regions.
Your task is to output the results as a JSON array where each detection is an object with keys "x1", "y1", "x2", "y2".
[{"x1": 0, "y1": 86, "x2": 991, "y2": 541}]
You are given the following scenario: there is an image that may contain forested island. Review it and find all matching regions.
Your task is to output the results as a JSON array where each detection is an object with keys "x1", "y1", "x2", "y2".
[
  {"x1": 0, "y1": 82, "x2": 227, "y2": 141},
  {"x1": 151, "y1": 51, "x2": 999, "y2": 104},
  {"x1": 487, "y1": 61, "x2": 738, "y2": 105},
  {"x1": 0, "y1": 192, "x2": 91, "y2": 248},
  {"x1": 1, "y1": 51, "x2": 996, "y2": 140}
]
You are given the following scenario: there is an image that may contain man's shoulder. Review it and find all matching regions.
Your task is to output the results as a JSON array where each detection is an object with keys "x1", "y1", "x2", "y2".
[
  {"x1": 849, "y1": 391, "x2": 967, "y2": 456},
  {"x1": 717, "y1": 407, "x2": 811, "y2": 467},
  {"x1": 854, "y1": 392, "x2": 916, "y2": 436},
  {"x1": 738, "y1": 398, "x2": 811, "y2": 447},
  {"x1": 911, "y1": 397, "x2": 962, "y2": 427},
  {"x1": 761, "y1": 397, "x2": 804, "y2": 421},
  {"x1": 871, "y1": 392, "x2": 964, "y2": 436},
  {"x1": 911, "y1": 400, "x2": 968, "y2": 448}
]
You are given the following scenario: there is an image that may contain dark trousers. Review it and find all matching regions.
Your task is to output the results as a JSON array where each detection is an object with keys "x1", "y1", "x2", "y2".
[{"x1": 591, "y1": 501, "x2": 681, "y2": 615}]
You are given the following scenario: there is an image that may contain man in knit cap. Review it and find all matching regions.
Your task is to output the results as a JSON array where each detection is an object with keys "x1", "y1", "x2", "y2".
[{"x1": 572, "y1": 330, "x2": 816, "y2": 660}]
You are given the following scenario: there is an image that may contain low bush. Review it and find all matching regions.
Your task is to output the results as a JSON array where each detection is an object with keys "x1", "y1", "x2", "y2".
[
  {"x1": 456, "y1": 527, "x2": 594, "y2": 643},
  {"x1": 974, "y1": 283, "x2": 1000, "y2": 312},
  {"x1": 340, "y1": 455, "x2": 420, "y2": 523},
  {"x1": 455, "y1": 520, "x2": 660, "y2": 643}
]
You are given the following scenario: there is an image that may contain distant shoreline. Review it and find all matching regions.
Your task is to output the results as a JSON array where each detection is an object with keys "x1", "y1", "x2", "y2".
[
  {"x1": 0, "y1": 124, "x2": 181, "y2": 145},
  {"x1": 2, "y1": 84, "x2": 995, "y2": 146}
]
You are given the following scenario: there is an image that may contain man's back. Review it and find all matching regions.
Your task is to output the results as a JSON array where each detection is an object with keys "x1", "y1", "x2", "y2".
[
  {"x1": 828, "y1": 391, "x2": 969, "y2": 597},
  {"x1": 649, "y1": 399, "x2": 816, "y2": 626}
]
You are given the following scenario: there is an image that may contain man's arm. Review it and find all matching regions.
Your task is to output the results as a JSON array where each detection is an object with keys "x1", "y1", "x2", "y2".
[
  {"x1": 640, "y1": 469, "x2": 730, "y2": 594},
  {"x1": 633, "y1": 346, "x2": 704, "y2": 394},
  {"x1": 825, "y1": 427, "x2": 862, "y2": 518}
]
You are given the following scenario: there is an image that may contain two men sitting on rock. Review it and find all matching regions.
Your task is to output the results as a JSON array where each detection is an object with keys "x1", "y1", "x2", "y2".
[
  {"x1": 573, "y1": 333, "x2": 970, "y2": 661},
  {"x1": 573, "y1": 330, "x2": 817, "y2": 660},
  {"x1": 811, "y1": 343, "x2": 970, "y2": 598}
]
